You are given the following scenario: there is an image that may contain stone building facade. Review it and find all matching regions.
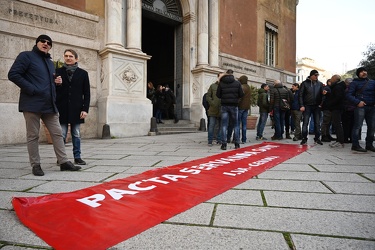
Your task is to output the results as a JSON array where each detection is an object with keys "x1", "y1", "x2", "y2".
[{"x1": 0, "y1": 0, "x2": 297, "y2": 144}]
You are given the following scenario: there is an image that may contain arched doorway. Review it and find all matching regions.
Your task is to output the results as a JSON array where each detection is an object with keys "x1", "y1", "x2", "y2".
[{"x1": 142, "y1": 0, "x2": 183, "y2": 120}]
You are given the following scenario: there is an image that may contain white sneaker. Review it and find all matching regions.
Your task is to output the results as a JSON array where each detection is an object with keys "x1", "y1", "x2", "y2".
[{"x1": 329, "y1": 141, "x2": 344, "y2": 148}]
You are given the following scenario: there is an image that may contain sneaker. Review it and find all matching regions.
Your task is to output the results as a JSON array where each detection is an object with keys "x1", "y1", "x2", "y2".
[
  {"x1": 60, "y1": 161, "x2": 82, "y2": 171},
  {"x1": 74, "y1": 158, "x2": 87, "y2": 165},
  {"x1": 208, "y1": 143, "x2": 213, "y2": 147},
  {"x1": 261, "y1": 137, "x2": 268, "y2": 140},
  {"x1": 256, "y1": 136, "x2": 260, "y2": 141},
  {"x1": 221, "y1": 143, "x2": 227, "y2": 150},
  {"x1": 235, "y1": 143, "x2": 240, "y2": 149},
  {"x1": 300, "y1": 138, "x2": 307, "y2": 145},
  {"x1": 314, "y1": 138, "x2": 323, "y2": 145},
  {"x1": 293, "y1": 137, "x2": 300, "y2": 141},
  {"x1": 32, "y1": 165, "x2": 44, "y2": 176},
  {"x1": 351, "y1": 146, "x2": 367, "y2": 152},
  {"x1": 365, "y1": 146, "x2": 375, "y2": 152}
]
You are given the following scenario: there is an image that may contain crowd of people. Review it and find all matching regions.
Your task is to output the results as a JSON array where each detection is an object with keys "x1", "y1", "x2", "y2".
[
  {"x1": 147, "y1": 82, "x2": 178, "y2": 124},
  {"x1": 203, "y1": 68, "x2": 375, "y2": 153}
]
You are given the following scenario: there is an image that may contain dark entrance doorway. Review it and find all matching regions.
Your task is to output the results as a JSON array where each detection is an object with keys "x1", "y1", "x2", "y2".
[{"x1": 142, "y1": 6, "x2": 183, "y2": 121}]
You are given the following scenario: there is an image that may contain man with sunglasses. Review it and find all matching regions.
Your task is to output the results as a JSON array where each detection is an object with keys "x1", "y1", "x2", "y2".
[
  {"x1": 8, "y1": 34, "x2": 81, "y2": 176},
  {"x1": 299, "y1": 69, "x2": 324, "y2": 145}
]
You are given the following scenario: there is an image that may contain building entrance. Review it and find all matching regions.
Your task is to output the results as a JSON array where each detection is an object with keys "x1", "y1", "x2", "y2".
[{"x1": 142, "y1": 0, "x2": 183, "y2": 120}]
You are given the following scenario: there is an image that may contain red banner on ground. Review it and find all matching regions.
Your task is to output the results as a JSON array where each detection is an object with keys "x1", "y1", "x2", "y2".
[{"x1": 12, "y1": 142, "x2": 307, "y2": 250}]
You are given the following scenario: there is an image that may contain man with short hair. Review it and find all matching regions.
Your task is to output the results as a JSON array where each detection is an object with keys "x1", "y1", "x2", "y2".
[
  {"x1": 56, "y1": 49, "x2": 91, "y2": 165},
  {"x1": 256, "y1": 83, "x2": 270, "y2": 140},
  {"x1": 216, "y1": 69, "x2": 244, "y2": 150},
  {"x1": 206, "y1": 74, "x2": 222, "y2": 146},
  {"x1": 238, "y1": 75, "x2": 251, "y2": 143},
  {"x1": 299, "y1": 69, "x2": 324, "y2": 145},
  {"x1": 346, "y1": 67, "x2": 375, "y2": 152},
  {"x1": 291, "y1": 83, "x2": 302, "y2": 141},
  {"x1": 8, "y1": 35, "x2": 81, "y2": 176}
]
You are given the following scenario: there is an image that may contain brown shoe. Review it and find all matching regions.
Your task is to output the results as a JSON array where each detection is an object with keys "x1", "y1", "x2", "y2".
[{"x1": 60, "y1": 161, "x2": 82, "y2": 171}]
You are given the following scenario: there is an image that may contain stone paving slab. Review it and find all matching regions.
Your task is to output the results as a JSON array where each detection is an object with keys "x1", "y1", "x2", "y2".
[
  {"x1": 111, "y1": 223, "x2": 290, "y2": 250},
  {"x1": 291, "y1": 234, "x2": 375, "y2": 250},
  {"x1": 28, "y1": 180, "x2": 100, "y2": 193},
  {"x1": 207, "y1": 189, "x2": 264, "y2": 206},
  {"x1": 258, "y1": 171, "x2": 369, "y2": 182},
  {"x1": 310, "y1": 164, "x2": 375, "y2": 173},
  {"x1": 264, "y1": 191, "x2": 375, "y2": 212},
  {"x1": 0, "y1": 210, "x2": 48, "y2": 247},
  {"x1": 213, "y1": 205, "x2": 375, "y2": 239},
  {"x1": 0, "y1": 179, "x2": 47, "y2": 192},
  {"x1": 324, "y1": 181, "x2": 375, "y2": 195},
  {"x1": 235, "y1": 179, "x2": 331, "y2": 193}
]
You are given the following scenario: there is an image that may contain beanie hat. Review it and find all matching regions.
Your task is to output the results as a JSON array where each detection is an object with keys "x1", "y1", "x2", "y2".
[
  {"x1": 356, "y1": 67, "x2": 367, "y2": 77},
  {"x1": 309, "y1": 69, "x2": 319, "y2": 76},
  {"x1": 36, "y1": 35, "x2": 53, "y2": 47},
  {"x1": 238, "y1": 75, "x2": 248, "y2": 84},
  {"x1": 261, "y1": 83, "x2": 268, "y2": 89}
]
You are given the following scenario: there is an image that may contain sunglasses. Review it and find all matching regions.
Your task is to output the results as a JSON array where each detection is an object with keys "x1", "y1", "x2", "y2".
[{"x1": 39, "y1": 39, "x2": 52, "y2": 46}]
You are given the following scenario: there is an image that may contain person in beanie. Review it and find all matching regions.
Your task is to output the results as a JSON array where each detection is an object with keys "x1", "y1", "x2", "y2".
[
  {"x1": 238, "y1": 75, "x2": 251, "y2": 143},
  {"x1": 299, "y1": 69, "x2": 324, "y2": 145},
  {"x1": 56, "y1": 49, "x2": 91, "y2": 165},
  {"x1": 346, "y1": 67, "x2": 375, "y2": 152},
  {"x1": 8, "y1": 35, "x2": 81, "y2": 176}
]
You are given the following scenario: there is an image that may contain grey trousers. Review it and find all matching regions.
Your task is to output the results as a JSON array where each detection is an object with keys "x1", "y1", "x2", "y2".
[{"x1": 23, "y1": 112, "x2": 68, "y2": 167}]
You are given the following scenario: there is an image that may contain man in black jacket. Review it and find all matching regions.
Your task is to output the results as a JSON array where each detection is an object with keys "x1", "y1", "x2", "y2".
[
  {"x1": 216, "y1": 70, "x2": 244, "y2": 150},
  {"x1": 299, "y1": 69, "x2": 324, "y2": 145},
  {"x1": 56, "y1": 49, "x2": 91, "y2": 165},
  {"x1": 8, "y1": 35, "x2": 81, "y2": 176}
]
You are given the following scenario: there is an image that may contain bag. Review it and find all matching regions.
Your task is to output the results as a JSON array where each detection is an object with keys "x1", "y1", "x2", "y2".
[{"x1": 280, "y1": 98, "x2": 290, "y2": 111}]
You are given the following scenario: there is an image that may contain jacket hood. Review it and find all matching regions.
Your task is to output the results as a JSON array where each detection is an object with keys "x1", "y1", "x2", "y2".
[
  {"x1": 221, "y1": 74, "x2": 235, "y2": 84},
  {"x1": 238, "y1": 75, "x2": 248, "y2": 84}
]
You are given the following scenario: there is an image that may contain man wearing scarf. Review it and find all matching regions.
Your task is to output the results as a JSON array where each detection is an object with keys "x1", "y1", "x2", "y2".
[{"x1": 56, "y1": 49, "x2": 91, "y2": 165}]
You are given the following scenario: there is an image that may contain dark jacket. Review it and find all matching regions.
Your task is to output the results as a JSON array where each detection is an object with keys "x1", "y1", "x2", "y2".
[
  {"x1": 325, "y1": 81, "x2": 346, "y2": 111},
  {"x1": 206, "y1": 82, "x2": 221, "y2": 117},
  {"x1": 270, "y1": 83, "x2": 291, "y2": 109},
  {"x1": 56, "y1": 66, "x2": 91, "y2": 124},
  {"x1": 257, "y1": 88, "x2": 269, "y2": 113},
  {"x1": 291, "y1": 89, "x2": 300, "y2": 111},
  {"x1": 346, "y1": 78, "x2": 375, "y2": 106},
  {"x1": 8, "y1": 46, "x2": 57, "y2": 113},
  {"x1": 299, "y1": 77, "x2": 324, "y2": 107},
  {"x1": 216, "y1": 74, "x2": 244, "y2": 106}
]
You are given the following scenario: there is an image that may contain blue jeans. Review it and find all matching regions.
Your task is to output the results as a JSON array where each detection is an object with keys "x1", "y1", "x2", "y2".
[
  {"x1": 61, "y1": 123, "x2": 81, "y2": 159},
  {"x1": 352, "y1": 106, "x2": 375, "y2": 147},
  {"x1": 302, "y1": 105, "x2": 322, "y2": 140},
  {"x1": 221, "y1": 106, "x2": 239, "y2": 144},
  {"x1": 208, "y1": 116, "x2": 222, "y2": 143},
  {"x1": 256, "y1": 112, "x2": 268, "y2": 137},
  {"x1": 238, "y1": 109, "x2": 248, "y2": 142},
  {"x1": 273, "y1": 107, "x2": 286, "y2": 139}
]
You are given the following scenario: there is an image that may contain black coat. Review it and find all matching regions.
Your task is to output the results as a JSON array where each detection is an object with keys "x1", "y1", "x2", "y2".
[
  {"x1": 216, "y1": 75, "x2": 244, "y2": 106},
  {"x1": 8, "y1": 46, "x2": 57, "y2": 113},
  {"x1": 56, "y1": 67, "x2": 90, "y2": 124}
]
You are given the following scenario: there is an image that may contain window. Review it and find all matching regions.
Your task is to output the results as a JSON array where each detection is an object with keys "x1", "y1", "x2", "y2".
[{"x1": 265, "y1": 22, "x2": 278, "y2": 67}]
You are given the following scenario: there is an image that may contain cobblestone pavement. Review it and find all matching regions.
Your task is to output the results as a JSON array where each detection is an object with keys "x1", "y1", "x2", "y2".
[{"x1": 0, "y1": 126, "x2": 374, "y2": 249}]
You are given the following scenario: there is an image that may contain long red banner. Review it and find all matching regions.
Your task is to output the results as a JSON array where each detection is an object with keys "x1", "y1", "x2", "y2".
[{"x1": 12, "y1": 142, "x2": 307, "y2": 249}]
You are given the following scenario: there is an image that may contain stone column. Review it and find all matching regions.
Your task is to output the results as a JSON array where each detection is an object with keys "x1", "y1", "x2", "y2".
[
  {"x1": 106, "y1": 0, "x2": 124, "y2": 47},
  {"x1": 126, "y1": 0, "x2": 142, "y2": 52},
  {"x1": 197, "y1": 0, "x2": 208, "y2": 65},
  {"x1": 209, "y1": 0, "x2": 219, "y2": 67}
]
